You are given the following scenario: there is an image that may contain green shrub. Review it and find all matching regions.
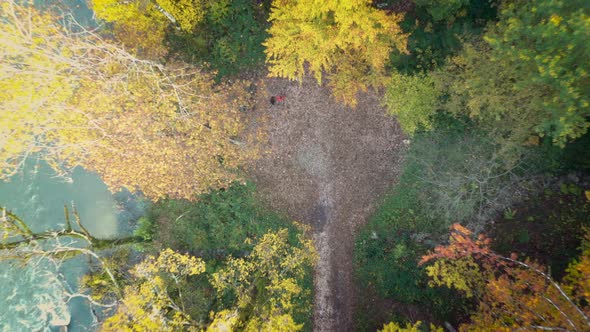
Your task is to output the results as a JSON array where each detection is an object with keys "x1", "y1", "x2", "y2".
[
  {"x1": 354, "y1": 205, "x2": 468, "y2": 326},
  {"x1": 167, "y1": 0, "x2": 269, "y2": 78},
  {"x1": 415, "y1": 0, "x2": 470, "y2": 22},
  {"x1": 144, "y1": 182, "x2": 297, "y2": 255},
  {"x1": 354, "y1": 159, "x2": 468, "y2": 325},
  {"x1": 384, "y1": 72, "x2": 439, "y2": 135},
  {"x1": 134, "y1": 216, "x2": 154, "y2": 241},
  {"x1": 390, "y1": 0, "x2": 497, "y2": 73}
]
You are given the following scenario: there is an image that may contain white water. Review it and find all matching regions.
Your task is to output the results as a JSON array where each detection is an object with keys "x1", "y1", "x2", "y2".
[{"x1": 0, "y1": 160, "x2": 146, "y2": 331}]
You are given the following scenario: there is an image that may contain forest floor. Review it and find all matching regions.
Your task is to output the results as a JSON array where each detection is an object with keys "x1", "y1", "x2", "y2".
[{"x1": 245, "y1": 75, "x2": 407, "y2": 331}]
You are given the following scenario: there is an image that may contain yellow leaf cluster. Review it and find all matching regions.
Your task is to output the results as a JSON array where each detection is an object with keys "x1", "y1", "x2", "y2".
[
  {"x1": 90, "y1": 0, "x2": 206, "y2": 58},
  {"x1": 381, "y1": 321, "x2": 443, "y2": 332},
  {"x1": 210, "y1": 228, "x2": 317, "y2": 331},
  {"x1": 425, "y1": 256, "x2": 485, "y2": 298},
  {"x1": 157, "y1": 0, "x2": 206, "y2": 32},
  {"x1": 102, "y1": 249, "x2": 205, "y2": 331},
  {"x1": 0, "y1": 1, "x2": 86, "y2": 179},
  {"x1": 90, "y1": 0, "x2": 169, "y2": 58},
  {"x1": 264, "y1": 0, "x2": 408, "y2": 106}
]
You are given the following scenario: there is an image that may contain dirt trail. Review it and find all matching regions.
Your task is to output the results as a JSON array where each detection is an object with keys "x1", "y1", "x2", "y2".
[{"x1": 247, "y1": 77, "x2": 406, "y2": 331}]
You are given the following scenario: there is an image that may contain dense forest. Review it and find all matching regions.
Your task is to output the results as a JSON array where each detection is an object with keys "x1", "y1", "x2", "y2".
[{"x1": 0, "y1": 0, "x2": 589, "y2": 331}]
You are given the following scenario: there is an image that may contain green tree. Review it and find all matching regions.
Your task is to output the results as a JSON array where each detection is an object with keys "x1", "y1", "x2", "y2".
[
  {"x1": 414, "y1": 0, "x2": 469, "y2": 22},
  {"x1": 384, "y1": 72, "x2": 439, "y2": 135},
  {"x1": 438, "y1": 0, "x2": 590, "y2": 149},
  {"x1": 264, "y1": 0, "x2": 408, "y2": 106},
  {"x1": 389, "y1": 0, "x2": 497, "y2": 74},
  {"x1": 484, "y1": 0, "x2": 590, "y2": 146},
  {"x1": 436, "y1": 41, "x2": 544, "y2": 156},
  {"x1": 167, "y1": 0, "x2": 270, "y2": 78}
]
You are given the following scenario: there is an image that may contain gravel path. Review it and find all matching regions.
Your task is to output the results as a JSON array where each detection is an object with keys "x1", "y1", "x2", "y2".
[{"x1": 246, "y1": 77, "x2": 406, "y2": 331}]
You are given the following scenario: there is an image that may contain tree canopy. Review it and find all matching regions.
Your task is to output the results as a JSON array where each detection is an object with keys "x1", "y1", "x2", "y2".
[
  {"x1": 0, "y1": 0, "x2": 258, "y2": 200},
  {"x1": 102, "y1": 229, "x2": 316, "y2": 331},
  {"x1": 435, "y1": 0, "x2": 590, "y2": 149},
  {"x1": 90, "y1": 0, "x2": 206, "y2": 57},
  {"x1": 484, "y1": 0, "x2": 590, "y2": 146},
  {"x1": 264, "y1": 0, "x2": 408, "y2": 106},
  {"x1": 420, "y1": 224, "x2": 590, "y2": 331}
]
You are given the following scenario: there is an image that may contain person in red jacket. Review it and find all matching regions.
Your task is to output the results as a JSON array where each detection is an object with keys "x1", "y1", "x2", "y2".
[{"x1": 270, "y1": 95, "x2": 285, "y2": 105}]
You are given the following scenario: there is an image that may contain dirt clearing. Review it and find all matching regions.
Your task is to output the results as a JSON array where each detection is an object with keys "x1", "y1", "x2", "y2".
[{"x1": 246, "y1": 76, "x2": 406, "y2": 331}]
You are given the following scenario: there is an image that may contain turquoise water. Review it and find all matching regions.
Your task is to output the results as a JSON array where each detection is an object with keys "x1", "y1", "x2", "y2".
[
  {"x1": 0, "y1": 256, "x2": 71, "y2": 331},
  {"x1": 0, "y1": 160, "x2": 146, "y2": 331},
  {"x1": 2, "y1": 161, "x2": 122, "y2": 237},
  {"x1": 36, "y1": 0, "x2": 99, "y2": 29}
]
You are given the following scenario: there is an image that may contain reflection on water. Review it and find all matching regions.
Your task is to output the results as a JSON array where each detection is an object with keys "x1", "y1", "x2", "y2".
[
  {"x1": 0, "y1": 161, "x2": 123, "y2": 238},
  {"x1": 0, "y1": 160, "x2": 147, "y2": 331}
]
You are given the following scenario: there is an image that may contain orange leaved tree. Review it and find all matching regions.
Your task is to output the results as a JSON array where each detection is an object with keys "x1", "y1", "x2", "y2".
[{"x1": 420, "y1": 223, "x2": 590, "y2": 331}]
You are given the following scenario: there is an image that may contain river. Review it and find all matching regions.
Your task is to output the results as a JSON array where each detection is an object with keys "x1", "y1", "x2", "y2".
[{"x1": 0, "y1": 159, "x2": 146, "y2": 331}]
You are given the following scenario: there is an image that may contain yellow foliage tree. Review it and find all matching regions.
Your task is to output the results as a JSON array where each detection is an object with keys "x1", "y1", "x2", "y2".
[
  {"x1": 101, "y1": 228, "x2": 316, "y2": 331},
  {"x1": 102, "y1": 249, "x2": 206, "y2": 331},
  {"x1": 380, "y1": 321, "x2": 443, "y2": 332},
  {"x1": 90, "y1": 0, "x2": 206, "y2": 58},
  {"x1": 209, "y1": 227, "x2": 317, "y2": 331},
  {"x1": 264, "y1": 0, "x2": 408, "y2": 106},
  {"x1": 0, "y1": 1, "x2": 258, "y2": 200}
]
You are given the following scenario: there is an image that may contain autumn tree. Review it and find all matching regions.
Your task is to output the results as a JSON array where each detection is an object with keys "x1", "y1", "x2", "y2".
[
  {"x1": 90, "y1": 0, "x2": 206, "y2": 57},
  {"x1": 209, "y1": 227, "x2": 317, "y2": 331},
  {"x1": 0, "y1": 0, "x2": 258, "y2": 201},
  {"x1": 102, "y1": 228, "x2": 315, "y2": 331},
  {"x1": 264, "y1": 0, "x2": 408, "y2": 106},
  {"x1": 102, "y1": 249, "x2": 206, "y2": 331},
  {"x1": 564, "y1": 231, "x2": 590, "y2": 310},
  {"x1": 420, "y1": 223, "x2": 590, "y2": 331}
]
